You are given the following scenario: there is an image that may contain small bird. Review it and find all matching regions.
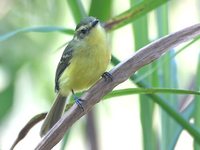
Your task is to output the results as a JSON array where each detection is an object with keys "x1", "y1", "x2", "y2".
[{"x1": 40, "y1": 16, "x2": 111, "y2": 137}]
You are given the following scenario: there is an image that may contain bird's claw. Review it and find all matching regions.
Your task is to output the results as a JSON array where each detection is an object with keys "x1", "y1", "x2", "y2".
[{"x1": 102, "y1": 72, "x2": 113, "y2": 82}]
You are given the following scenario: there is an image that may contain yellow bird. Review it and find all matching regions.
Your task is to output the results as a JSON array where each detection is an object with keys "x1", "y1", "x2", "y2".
[{"x1": 40, "y1": 16, "x2": 111, "y2": 137}]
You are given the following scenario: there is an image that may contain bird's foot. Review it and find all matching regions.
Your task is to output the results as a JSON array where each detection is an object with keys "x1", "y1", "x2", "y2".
[
  {"x1": 102, "y1": 72, "x2": 113, "y2": 82},
  {"x1": 72, "y1": 90, "x2": 84, "y2": 111}
]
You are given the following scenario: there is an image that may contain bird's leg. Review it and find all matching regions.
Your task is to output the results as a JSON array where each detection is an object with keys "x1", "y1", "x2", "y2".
[
  {"x1": 72, "y1": 89, "x2": 84, "y2": 111},
  {"x1": 102, "y1": 72, "x2": 113, "y2": 82}
]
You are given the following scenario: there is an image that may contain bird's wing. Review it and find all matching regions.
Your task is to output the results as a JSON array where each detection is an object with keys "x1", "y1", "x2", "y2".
[{"x1": 55, "y1": 41, "x2": 74, "y2": 92}]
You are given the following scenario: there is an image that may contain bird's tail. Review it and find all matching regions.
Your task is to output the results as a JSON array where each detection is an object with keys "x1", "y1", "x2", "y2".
[{"x1": 40, "y1": 93, "x2": 67, "y2": 137}]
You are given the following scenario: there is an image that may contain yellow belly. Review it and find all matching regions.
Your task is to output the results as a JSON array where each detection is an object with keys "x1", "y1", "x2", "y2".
[{"x1": 59, "y1": 26, "x2": 110, "y2": 96}]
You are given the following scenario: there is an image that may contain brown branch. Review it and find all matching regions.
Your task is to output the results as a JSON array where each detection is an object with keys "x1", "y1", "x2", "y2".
[
  {"x1": 10, "y1": 113, "x2": 46, "y2": 150},
  {"x1": 35, "y1": 23, "x2": 200, "y2": 149}
]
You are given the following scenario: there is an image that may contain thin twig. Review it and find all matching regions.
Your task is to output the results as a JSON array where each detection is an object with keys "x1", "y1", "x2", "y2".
[{"x1": 35, "y1": 23, "x2": 200, "y2": 149}]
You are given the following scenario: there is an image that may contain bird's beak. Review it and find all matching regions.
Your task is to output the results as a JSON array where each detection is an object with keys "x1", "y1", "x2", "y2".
[{"x1": 91, "y1": 19, "x2": 99, "y2": 27}]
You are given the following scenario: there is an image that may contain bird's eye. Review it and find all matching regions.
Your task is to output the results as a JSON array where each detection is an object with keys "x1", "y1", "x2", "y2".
[{"x1": 80, "y1": 29, "x2": 87, "y2": 34}]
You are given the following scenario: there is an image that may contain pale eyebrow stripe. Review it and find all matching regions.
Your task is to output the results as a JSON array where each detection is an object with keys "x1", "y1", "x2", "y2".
[
  {"x1": 76, "y1": 25, "x2": 87, "y2": 32},
  {"x1": 76, "y1": 23, "x2": 93, "y2": 32}
]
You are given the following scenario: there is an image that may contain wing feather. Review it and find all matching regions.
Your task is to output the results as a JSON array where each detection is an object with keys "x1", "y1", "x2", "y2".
[{"x1": 55, "y1": 41, "x2": 74, "y2": 92}]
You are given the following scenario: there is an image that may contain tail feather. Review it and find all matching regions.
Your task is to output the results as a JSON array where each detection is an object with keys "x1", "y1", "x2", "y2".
[{"x1": 40, "y1": 93, "x2": 67, "y2": 137}]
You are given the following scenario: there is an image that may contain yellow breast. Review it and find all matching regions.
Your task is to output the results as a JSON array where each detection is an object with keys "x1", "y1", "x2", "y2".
[{"x1": 59, "y1": 24, "x2": 111, "y2": 95}]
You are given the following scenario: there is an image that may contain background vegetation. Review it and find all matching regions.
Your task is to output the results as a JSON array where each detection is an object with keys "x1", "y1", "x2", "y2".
[{"x1": 0, "y1": 0, "x2": 200, "y2": 149}]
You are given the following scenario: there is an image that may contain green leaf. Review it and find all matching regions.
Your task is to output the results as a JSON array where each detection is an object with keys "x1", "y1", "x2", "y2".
[
  {"x1": 89, "y1": 0, "x2": 113, "y2": 21},
  {"x1": 111, "y1": 56, "x2": 200, "y2": 146},
  {"x1": 104, "y1": 0, "x2": 168, "y2": 31},
  {"x1": 130, "y1": 0, "x2": 155, "y2": 149},
  {"x1": 67, "y1": 0, "x2": 87, "y2": 23},
  {"x1": 155, "y1": 4, "x2": 180, "y2": 150},
  {"x1": 194, "y1": 52, "x2": 200, "y2": 150},
  {"x1": 151, "y1": 94, "x2": 200, "y2": 145},
  {"x1": 0, "y1": 83, "x2": 14, "y2": 121},
  {"x1": 104, "y1": 88, "x2": 200, "y2": 99},
  {"x1": 0, "y1": 26, "x2": 74, "y2": 42},
  {"x1": 134, "y1": 37, "x2": 200, "y2": 83},
  {"x1": 169, "y1": 100, "x2": 195, "y2": 149},
  {"x1": 10, "y1": 87, "x2": 200, "y2": 149}
]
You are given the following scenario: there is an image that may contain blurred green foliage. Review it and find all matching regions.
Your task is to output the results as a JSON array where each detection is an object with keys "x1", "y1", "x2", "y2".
[
  {"x1": 0, "y1": 0, "x2": 67, "y2": 121},
  {"x1": 1, "y1": 0, "x2": 200, "y2": 149}
]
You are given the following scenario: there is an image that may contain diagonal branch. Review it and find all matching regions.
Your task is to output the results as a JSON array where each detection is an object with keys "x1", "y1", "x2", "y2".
[{"x1": 35, "y1": 23, "x2": 200, "y2": 149}]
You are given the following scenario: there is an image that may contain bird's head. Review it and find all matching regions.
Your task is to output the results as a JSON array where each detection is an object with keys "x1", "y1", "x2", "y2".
[{"x1": 74, "y1": 16, "x2": 104, "y2": 40}]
